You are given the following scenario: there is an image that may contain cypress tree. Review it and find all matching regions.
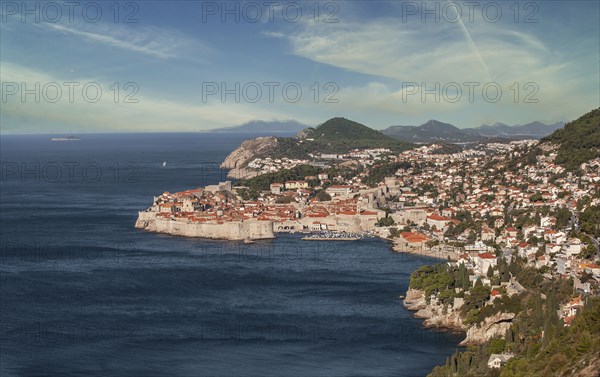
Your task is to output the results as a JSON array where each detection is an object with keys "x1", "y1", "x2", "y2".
[
  {"x1": 486, "y1": 265, "x2": 494, "y2": 278},
  {"x1": 546, "y1": 287, "x2": 559, "y2": 324},
  {"x1": 534, "y1": 293, "x2": 543, "y2": 328},
  {"x1": 500, "y1": 259, "x2": 510, "y2": 282},
  {"x1": 450, "y1": 352, "x2": 458, "y2": 374}
]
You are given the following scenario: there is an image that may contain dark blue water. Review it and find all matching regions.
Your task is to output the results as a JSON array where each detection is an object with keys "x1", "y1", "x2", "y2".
[{"x1": 0, "y1": 133, "x2": 461, "y2": 377}]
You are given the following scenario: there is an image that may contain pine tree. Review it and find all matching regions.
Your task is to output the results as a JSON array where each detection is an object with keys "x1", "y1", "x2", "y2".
[{"x1": 509, "y1": 258, "x2": 519, "y2": 277}]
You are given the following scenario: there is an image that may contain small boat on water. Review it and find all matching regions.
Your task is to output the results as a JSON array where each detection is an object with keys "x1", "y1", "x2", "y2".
[
  {"x1": 243, "y1": 239, "x2": 255, "y2": 244},
  {"x1": 51, "y1": 135, "x2": 79, "y2": 141}
]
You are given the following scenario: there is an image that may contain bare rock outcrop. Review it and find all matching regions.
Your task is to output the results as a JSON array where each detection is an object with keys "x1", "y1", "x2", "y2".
[
  {"x1": 403, "y1": 289, "x2": 466, "y2": 331},
  {"x1": 221, "y1": 136, "x2": 278, "y2": 169},
  {"x1": 220, "y1": 136, "x2": 278, "y2": 179},
  {"x1": 403, "y1": 288, "x2": 427, "y2": 311},
  {"x1": 574, "y1": 352, "x2": 600, "y2": 377},
  {"x1": 403, "y1": 288, "x2": 516, "y2": 345},
  {"x1": 296, "y1": 127, "x2": 315, "y2": 140},
  {"x1": 459, "y1": 312, "x2": 515, "y2": 346}
]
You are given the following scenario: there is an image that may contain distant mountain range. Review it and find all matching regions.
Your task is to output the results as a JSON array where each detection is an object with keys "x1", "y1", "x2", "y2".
[
  {"x1": 381, "y1": 120, "x2": 481, "y2": 143},
  {"x1": 381, "y1": 120, "x2": 565, "y2": 143},
  {"x1": 464, "y1": 121, "x2": 565, "y2": 138},
  {"x1": 207, "y1": 120, "x2": 308, "y2": 134},
  {"x1": 210, "y1": 118, "x2": 565, "y2": 144}
]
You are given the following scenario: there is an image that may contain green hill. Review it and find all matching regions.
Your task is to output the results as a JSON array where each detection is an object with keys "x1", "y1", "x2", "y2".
[
  {"x1": 313, "y1": 117, "x2": 391, "y2": 141},
  {"x1": 298, "y1": 117, "x2": 413, "y2": 153},
  {"x1": 541, "y1": 108, "x2": 600, "y2": 171}
]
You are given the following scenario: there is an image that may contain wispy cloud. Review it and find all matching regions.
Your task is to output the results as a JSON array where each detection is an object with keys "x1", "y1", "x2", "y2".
[
  {"x1": 44, "y1": 22, "x2": 203, "y2": 59},
  {"x1": 272, "y1": 11, "x2": 597, "y2": 125},
  {"x1": 285, "y1": 17, "x2": 554, "y2": 84}
]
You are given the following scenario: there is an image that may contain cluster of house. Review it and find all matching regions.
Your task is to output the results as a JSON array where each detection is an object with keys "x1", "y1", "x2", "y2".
[
  {"x1": 142, "y1": 177, "x2": 389, "y2": 234},
  {"x1": 381, "y1": 141, "x2": 600, "y2": 333},
  {"x1": 243, "y1": 148, "x2": 395, "y2": 177},
  {"x1": 384, "y1": 140, "x2": 599, "y2": 285},
  {"x1": 144, "y1": 137, "x2": 599, "y2": 304},
  {"x1": 246, "y1": 157, "x2": 312, "y2": 175},
  {"x1": 309, "y1": 148, "x2": 392, "y2": 161}
]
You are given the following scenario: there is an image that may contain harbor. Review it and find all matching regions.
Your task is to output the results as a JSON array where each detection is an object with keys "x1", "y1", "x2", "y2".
[{"x1": 301, "y1": 231, "x2": 365, "y2": 241}]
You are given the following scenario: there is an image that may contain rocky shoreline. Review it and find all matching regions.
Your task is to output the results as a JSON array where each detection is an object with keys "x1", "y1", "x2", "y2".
[
  {"x1": 403, "y1": 288, "x2": 514, "y2": 346},
  {"x1": 403, "y1": 288, "x2": 466, "y2": 332},
  {"x1": 220, "y1": 136, "x2": 278, "y2": 179}
]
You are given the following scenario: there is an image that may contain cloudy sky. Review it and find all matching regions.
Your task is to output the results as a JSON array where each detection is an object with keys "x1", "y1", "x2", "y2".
[{"x1": 1, "y1": 0, "x2": 598, "y2": 133}]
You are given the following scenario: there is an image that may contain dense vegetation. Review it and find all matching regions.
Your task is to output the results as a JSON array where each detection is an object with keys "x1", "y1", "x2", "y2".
[
  {"x1": 430, "y1": 143, "x2": 464, "y2": 154},
  {"x1": 580, "y1": 205, "x2": 600, "y2": 238},
  {"x1": 499, "y1": 298, "x2": 600, "y2": 377},
  {"x1": 361, "y1": 161, "x2": 412, "y2": 187},
  {"x1": 429, "y1": 295, "x2": 600, "y2": 377},
  {"x1": 424, "y1": 255, "x2": 599, "y2": 377},
  {"x1": 308, "y1": 117, "x2": 412, "y2": 152},
  {"x1": 542, "y1": 108, "x2": 600, "y2": 171}
]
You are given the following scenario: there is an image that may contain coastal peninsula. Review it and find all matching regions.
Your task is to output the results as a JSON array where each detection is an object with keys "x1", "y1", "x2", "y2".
[{"x1": 137, "y1": 111, "x2": 600, "y2": 376}]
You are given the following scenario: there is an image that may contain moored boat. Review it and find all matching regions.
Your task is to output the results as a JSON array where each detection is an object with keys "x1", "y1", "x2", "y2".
[{"x1": 301, "y1": 231, "x2": 363, "y2": 241}]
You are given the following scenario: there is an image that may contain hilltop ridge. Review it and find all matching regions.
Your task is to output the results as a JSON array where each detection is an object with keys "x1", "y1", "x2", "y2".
[
  {"x1": 383, "y1": 120, "x2": 480, "y2": 143},
  {"x1": 382, "y1": 119, "x2": 564, "y2": 143},
  {"x1": 220, "y1": 117, "x2": 413, "y2": 177},
  {"x1": 540, "y1": 108, "x2": 600, "y2": 171},
  {"x1": 298, "y1": 117, "x2": 412, "y2": 152}
]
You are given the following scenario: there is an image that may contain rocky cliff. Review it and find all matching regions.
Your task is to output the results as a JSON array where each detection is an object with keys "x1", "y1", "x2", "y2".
[
  {"x1": 403, "y1": 288, "x2": 466, "y2": 332},
  {"x1": 404, "y1": 288, "x2": 515, "y2": 345},
  {"x1": 220, "y1": 136, "x2": 279, "y2": 179},
  {"x1": 296, "y1": 127, "x2": 315, "y2": 139},
  {"x1": 459, "y1": 312, "x2": 515, "y2": 346}
]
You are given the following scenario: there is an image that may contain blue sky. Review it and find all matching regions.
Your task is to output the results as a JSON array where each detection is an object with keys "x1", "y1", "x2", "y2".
[{"x1": 1, "y1": 0, "x2": 599, "y2": 133}]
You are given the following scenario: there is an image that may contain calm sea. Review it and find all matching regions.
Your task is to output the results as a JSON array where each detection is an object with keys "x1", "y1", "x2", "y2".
[{"x1": 0, "y1": 133, "x2": 461, "y2": 377}]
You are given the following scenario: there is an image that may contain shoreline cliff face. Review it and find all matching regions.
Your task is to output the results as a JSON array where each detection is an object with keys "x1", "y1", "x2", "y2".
[
  {"x1": 403, "y1": 288, "x2": 466, "y2": 332},
  {"x1": 220, "y1": 136, "x2": 279, "y2": 179},
  {"x1": 403, "y1": 288, "x2": 514, "y2": 346},
  {"x1": 460, "y1": 312, "x2": 515, "y2": 346}
]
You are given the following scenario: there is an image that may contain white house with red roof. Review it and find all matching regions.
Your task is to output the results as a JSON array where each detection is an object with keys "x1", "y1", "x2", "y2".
[{"x1": 474, "y1": 252, "x2": 497, "y2": 275}]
